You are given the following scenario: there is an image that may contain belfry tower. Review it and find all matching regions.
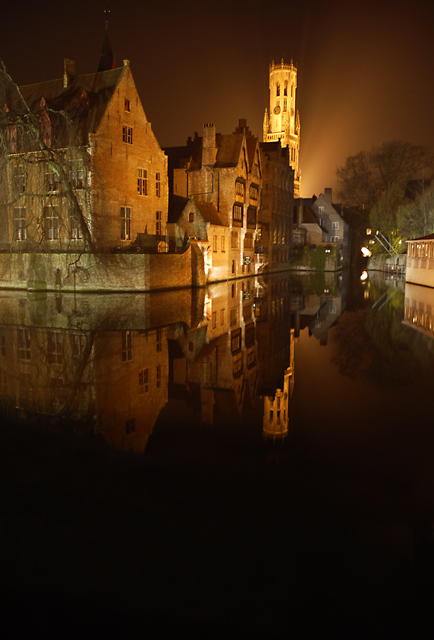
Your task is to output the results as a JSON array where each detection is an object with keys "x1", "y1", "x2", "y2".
[{"x1": 263, "y1": 59, "x2": 301, "y2": 197}]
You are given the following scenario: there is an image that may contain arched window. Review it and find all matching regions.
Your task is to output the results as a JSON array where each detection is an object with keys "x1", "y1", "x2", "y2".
[{"x1": 276, "y1": 83, "x2": 280, "y2": 97}]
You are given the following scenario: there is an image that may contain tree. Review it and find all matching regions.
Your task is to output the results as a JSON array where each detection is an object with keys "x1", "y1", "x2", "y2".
[
  {"x1": 0, "y1": 59, "x2": 93, "y2": 250},
  {"x1": 397, "y1": 181, "x2": 434, "y2": 239},
  {"x1": 369, "y1": 183, "x2": 403, "y2": 238},
  {"x1": 336, "y1": 141, "x2": 434, "y2": 213}
]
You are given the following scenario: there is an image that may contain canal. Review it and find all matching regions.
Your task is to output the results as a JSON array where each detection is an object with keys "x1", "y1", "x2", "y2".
[{"x1": 1, "y1": 270, "x2": 434, "y2": 636}]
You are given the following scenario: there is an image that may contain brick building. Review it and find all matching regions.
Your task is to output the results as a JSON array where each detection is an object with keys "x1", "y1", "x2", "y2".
[
  {"x1": 1, "y1": 50, "x2": 168, "y2": 253},
  {"x1": 165, "y1": 120, "x2": 262, "y2": 282}
]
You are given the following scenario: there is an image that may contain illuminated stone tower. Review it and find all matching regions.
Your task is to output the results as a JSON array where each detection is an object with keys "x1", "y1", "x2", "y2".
[
  {"x1": 263, "y1": 60, "x2": 301, "y2": 197},
  {"x1": 262, "y1": 329, "x2": 295, "y2": 440}
]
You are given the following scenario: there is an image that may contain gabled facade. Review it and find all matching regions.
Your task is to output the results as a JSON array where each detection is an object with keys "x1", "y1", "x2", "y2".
[
  {"x1": 294, "y1": 188, "x2": 349, "y2": 262},
  {"x1": 165, "y1": 120, "x2": 262, "y2": 282},
  {"x1": 1, "y1": 57, "x2": 168, "y2": 252}
]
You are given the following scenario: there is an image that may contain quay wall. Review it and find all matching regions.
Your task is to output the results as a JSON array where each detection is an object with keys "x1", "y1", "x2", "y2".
[{"x1": 0, "y1": 245, "x2": 206, "y2": 293}]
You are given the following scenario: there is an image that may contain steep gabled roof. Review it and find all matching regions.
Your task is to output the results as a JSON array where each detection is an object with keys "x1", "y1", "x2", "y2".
[
  {"x1": 214, "y1": 133, "x2": 243, "y2": 168},
  {"x1": 194, "y1": 200, "x2": 224, "y2": 226},
  {"x1": 17, "y1": 66, "x2": 124, "y2": 146}
]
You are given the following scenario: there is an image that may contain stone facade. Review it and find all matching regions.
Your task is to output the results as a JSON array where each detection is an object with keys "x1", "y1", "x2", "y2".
[
  {"x1": 294, "y1": 188, "x2": 350, "y2": 264},
  {"x1": 1, "y1": 57, "x2": 170, "y2": 290},
  {"x1": 263, "y1": 60, "x2": 301, "y2": 197},
  {"x1": 165, "y1": 120, "x2": 262, "y2": 283}
]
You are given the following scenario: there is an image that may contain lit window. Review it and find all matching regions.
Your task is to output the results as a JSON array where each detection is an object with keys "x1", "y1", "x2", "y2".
[
  {"x1": 249, "y1": 184, "x2": 258, "y2": 200},
  {"x1": 137, "y1": 168, "x2": 148, "y2": 195},
  {"x1": 45, "y1": 206, "x2": 59, "y2": 240},
  {"x1": 233, "y1": 204, "x2": 243, "y2": 225},
  {"x1": 235, "y1": 181, "x2": 245, "y2": 197},
  {"x1": 70, "y1": 159, "x2": 84, "y2": 189},
  {"x1": 122, "y1": 126, "x2": 133, "y2": 144},
  {"x1": 45, "y1": 165, "x2": 58, "y2": 192},
  {"x1": 70, "y1": 215, "x2": 83, "y2": 240},
  {"x1": 121, "y1": 207, "x2": 131, "y2": 240},
  {"x1": 156, "y1": 172, "x2": 161, "y2": 197},
  {"x1": 244, "y1": 233, "x2": 253, "y2": 249},
  {"x1": 14, "y1": 207, "x2": 27, "y2": 240}
]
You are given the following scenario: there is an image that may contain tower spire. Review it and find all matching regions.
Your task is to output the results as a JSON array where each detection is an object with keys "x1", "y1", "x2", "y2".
[{"x1": 97, "y1": 4, "x2": 114, "y2": 72}]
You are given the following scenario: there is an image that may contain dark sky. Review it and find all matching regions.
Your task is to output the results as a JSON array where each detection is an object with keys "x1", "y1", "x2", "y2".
[{"x1": 2, "y1": 0, "x2": 434, "y2": 197}]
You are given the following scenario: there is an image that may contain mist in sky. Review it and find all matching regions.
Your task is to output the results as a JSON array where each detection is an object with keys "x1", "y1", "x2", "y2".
[{"x1": 2, "y1": 0, "x2": 434, "y2": 197}]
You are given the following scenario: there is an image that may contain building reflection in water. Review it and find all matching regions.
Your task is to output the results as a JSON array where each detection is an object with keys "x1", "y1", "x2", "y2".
[
  {"x1": 0, "y1": 273, "x2": 349, "y2": 452},
  {"x1": 403, "y1": 282, "x2": 434, "y2": 339}
]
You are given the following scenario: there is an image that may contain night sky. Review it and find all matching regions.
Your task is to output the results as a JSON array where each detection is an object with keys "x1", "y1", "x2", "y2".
[{"x1": 2, "y1": 0, "x2": 434, "y2": 197}]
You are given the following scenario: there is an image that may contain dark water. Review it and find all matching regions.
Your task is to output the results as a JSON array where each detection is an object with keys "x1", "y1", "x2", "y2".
[{"x1": 2, "y1": 270, "x2": 434, "y2": 636}]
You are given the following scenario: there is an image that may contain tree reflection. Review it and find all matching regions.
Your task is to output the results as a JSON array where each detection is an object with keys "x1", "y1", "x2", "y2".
[{"x1": 331, "y1": 285, "x2": 434, "y2": 386}]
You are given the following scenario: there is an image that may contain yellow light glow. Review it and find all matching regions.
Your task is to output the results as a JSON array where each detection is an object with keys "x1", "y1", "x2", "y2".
[
  {"x1": 360, "y1": 271, "x2": 368, "y2": 281},
  {"x1": 361, "y1": 247, "x2": 372, "y2": 257}
]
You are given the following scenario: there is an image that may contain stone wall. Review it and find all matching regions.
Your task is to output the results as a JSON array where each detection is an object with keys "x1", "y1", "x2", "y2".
[{"x1": 0, "y1": 244, "x2": 205, "y2": 293}]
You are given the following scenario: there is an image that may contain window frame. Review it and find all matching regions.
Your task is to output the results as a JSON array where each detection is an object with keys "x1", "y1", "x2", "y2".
[{"x1": 120, "y1": 206, "x2": 131, "y2": 240}]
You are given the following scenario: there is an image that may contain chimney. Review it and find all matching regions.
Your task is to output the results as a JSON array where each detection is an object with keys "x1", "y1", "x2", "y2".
[
  {"x1": 324, "y1": 188, "x2": 332, "y2": 202},
  {"x1": 63, "y1": 58, "x2": 76, "y2": 88},
  {"x1": 202, "y1": 123, "x2": 216, "y2": 165}
]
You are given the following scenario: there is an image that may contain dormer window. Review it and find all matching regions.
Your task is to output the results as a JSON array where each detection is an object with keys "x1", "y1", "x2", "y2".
[{"x1": 124, "y1": 98, "x2": 130, "y2": 112}]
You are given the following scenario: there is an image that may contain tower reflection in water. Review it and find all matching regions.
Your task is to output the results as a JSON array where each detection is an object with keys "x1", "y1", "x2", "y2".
[{"x1": 0, "y1": 273, "x2": 348, "y2": 451}]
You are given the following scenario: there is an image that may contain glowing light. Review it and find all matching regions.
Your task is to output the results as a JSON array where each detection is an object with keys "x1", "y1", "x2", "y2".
[
  {"x1": 360, "y1": 271, "x2": 368, "y2": 281},
  {"x1": 361, "y1": 247, "x2": 372, "y2": 257}
]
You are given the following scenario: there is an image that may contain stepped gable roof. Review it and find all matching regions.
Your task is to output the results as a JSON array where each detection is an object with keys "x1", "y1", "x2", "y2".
[
  {"x1": 194, "y1": 200, "x2": 224, "y2": 226},
  {"x1": 233, "y1": 119, "x2": 259, "y2": 169},
  {"x1": 18, "y1": 66, "x2": 124, "y2": 146},
  {"x1": 214, "y1": 133, "x2": 244, "y2": 168},
  {"x1": 245, "y1": 136, "x2": 259, "y2": 171}
]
